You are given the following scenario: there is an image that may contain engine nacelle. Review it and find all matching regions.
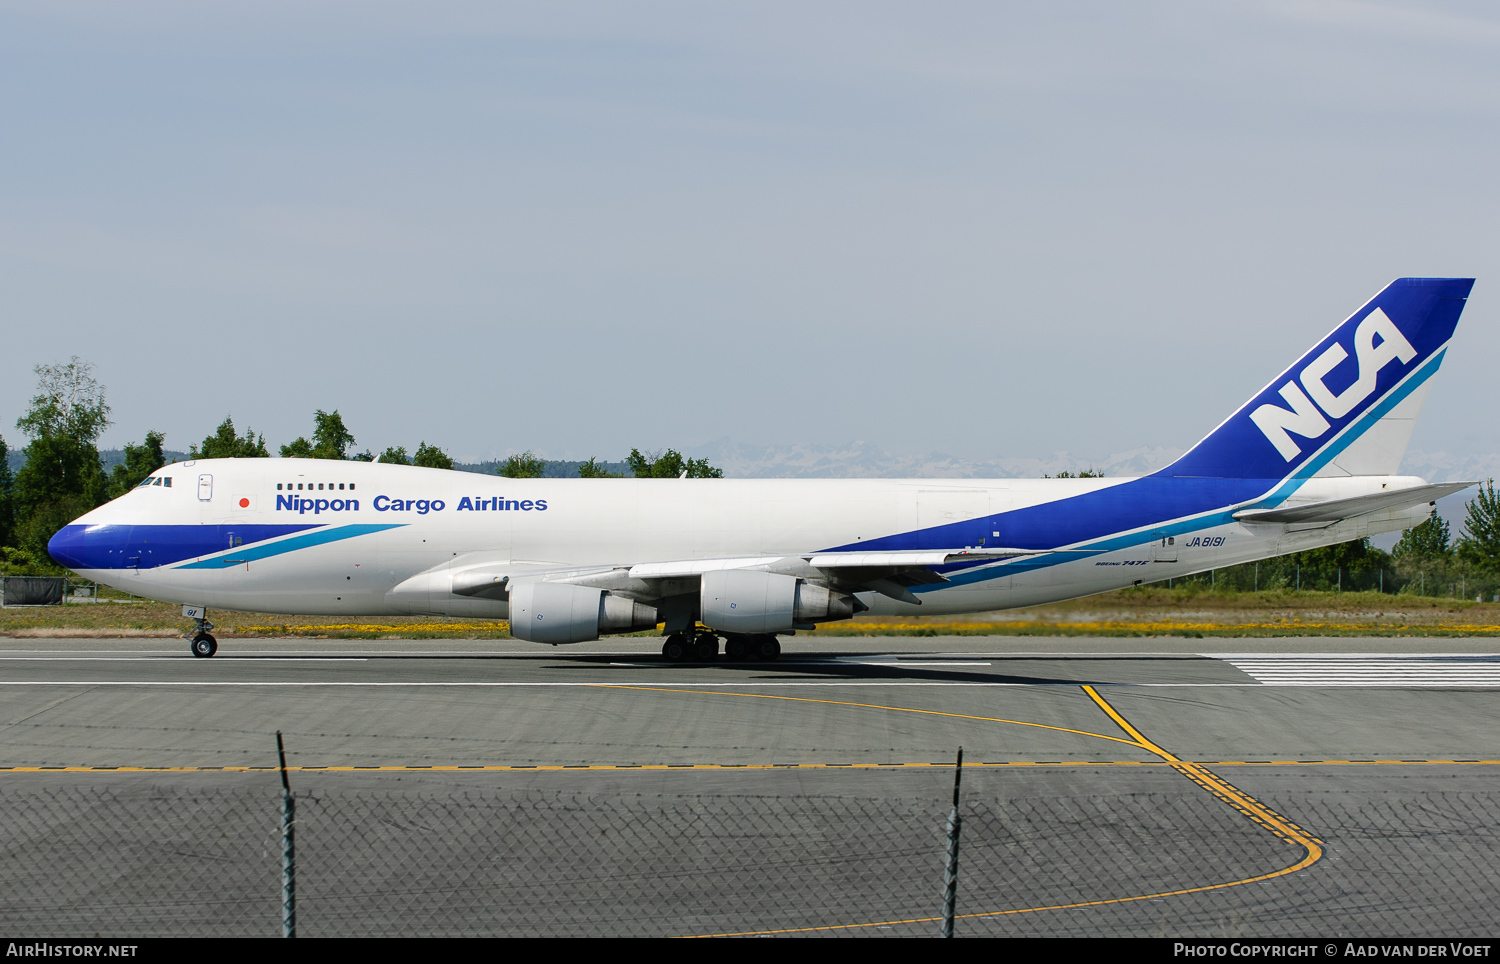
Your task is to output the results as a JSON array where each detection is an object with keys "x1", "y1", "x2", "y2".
[
  {"x1": 700, "y1": 570, "x2": 859, "y2": 634},
  {"x1": 509, "y1": 581, "x2": 658, "y2": 644}
]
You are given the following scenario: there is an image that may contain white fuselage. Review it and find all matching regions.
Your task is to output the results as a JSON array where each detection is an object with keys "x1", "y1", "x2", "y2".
[{"x1": 61, "y1": 458, "x2": 1430, "y2": 622}]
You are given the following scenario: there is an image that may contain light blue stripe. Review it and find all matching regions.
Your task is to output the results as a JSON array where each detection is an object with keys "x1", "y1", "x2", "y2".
[{"x1": 175, "y1": 524, "x2": 404, "y2": 569}]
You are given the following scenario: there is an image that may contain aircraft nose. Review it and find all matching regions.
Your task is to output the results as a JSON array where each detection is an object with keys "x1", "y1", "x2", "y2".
[{"x1": 47, "y1": 523, "x2": 129, "y2": 571}]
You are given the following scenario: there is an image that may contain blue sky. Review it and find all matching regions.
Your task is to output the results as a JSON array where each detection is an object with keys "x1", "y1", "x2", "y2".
[{"x1": 3, "y1": 1, "x2": 1497, "y2": 465}]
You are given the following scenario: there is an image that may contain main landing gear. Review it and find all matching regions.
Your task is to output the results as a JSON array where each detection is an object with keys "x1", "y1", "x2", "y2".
[
  {"x1": 188, "y1": 613, "x2": 218, "y2": 658},
  {"x1": 661, "y1": 631, "x2": 780, "y2": 662}
]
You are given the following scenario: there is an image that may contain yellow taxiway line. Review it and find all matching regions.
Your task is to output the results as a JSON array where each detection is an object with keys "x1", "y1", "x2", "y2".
[{"x1": 0, "y1": 759, "x2": 1493, "y2": 773}]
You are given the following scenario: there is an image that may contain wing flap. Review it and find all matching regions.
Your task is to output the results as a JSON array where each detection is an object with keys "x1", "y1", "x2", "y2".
[{"x1": 805, "y1": 548, "x2": 1072, "y2": 568}]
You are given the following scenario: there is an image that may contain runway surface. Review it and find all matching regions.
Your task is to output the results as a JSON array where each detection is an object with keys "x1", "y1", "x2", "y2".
[{"x1": 1, "y1": 635, "x2": 1497, "y2": 936}]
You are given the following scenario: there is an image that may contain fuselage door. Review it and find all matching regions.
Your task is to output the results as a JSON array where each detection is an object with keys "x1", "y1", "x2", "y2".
[
  {"x1": 1152, "y1": 536, "x2": 1177, "y2": 562},
  {"x1": 198, "y1": 474, "x2": 213, "y2": 501}
]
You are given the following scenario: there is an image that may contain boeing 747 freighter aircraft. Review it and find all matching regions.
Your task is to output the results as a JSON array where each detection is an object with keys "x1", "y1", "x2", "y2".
[{"x1": 50, "y1": 278, "x2": 1477, "y2": 660}]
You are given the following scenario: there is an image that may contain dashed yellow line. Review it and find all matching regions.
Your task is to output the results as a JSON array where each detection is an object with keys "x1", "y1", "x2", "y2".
[{"x1": 0, "y1": 759, "x2": 1493, "y2": 773}]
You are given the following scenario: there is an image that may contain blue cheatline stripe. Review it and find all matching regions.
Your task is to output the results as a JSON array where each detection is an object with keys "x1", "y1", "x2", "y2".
[
  {"x1": 175, "y1": 524, "x2": 405, "y2": 569},
  {"x1": 908, "y1": 347, "x2": 1450, "y2": 594}
]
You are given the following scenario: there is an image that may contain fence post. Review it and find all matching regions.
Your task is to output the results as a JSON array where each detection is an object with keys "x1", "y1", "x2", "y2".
[
  {"x1": 941, "y1": 747, "x2": 963, "y2": 938},
  {"x1": 277, "y1": 731, "x2": 296, "y2": 938}
]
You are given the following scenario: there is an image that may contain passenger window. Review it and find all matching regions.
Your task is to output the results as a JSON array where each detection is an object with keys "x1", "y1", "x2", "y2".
[
  {"x1": 338, "y1": 483, "x2": 344, "y2": 490},
  {"x1": 349, "y1": 483, "x2": 355, "y2": 490},
  {"x1": 277, "y1": 484, "x2": 283, "y2": 490}
]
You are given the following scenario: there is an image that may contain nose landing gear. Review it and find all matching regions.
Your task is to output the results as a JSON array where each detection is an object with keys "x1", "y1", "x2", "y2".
[{"x1": 187, "y1": 612, "x2": 218, "y2": 658}]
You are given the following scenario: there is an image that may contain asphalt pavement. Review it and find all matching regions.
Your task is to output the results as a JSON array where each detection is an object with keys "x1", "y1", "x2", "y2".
[{"x1": 0, "y1": 635, "x2": 1495, "y2": 936}]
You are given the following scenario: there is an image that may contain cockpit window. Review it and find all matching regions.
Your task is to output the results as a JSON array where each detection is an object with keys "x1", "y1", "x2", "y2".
[{"x1": 137, "y1": 477, "x2": 153, "y2": 488}]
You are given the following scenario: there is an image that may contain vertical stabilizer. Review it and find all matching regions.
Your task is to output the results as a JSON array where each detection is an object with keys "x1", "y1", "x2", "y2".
[{"x1": 1158, "y1": 278, "x2": 1473, "y2": 480}]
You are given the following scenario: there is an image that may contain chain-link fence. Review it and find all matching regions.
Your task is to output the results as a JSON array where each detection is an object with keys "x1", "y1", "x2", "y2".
[
  {"x1": 1165, "y1": 561, "x2": 1500, "y2": 601},
  {"x1": 2, "y1": 776, "x2": 1497, "y2": 937}
]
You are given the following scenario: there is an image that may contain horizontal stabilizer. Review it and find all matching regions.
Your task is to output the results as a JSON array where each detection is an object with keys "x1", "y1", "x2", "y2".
[{"x1": 1232, "y1": 481, "x2": 1475, "y2": 524}]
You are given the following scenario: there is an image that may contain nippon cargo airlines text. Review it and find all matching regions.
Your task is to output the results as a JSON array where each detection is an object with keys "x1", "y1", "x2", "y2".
[
  {"x1": 47, "y1": 277, "x2": 1478, "y2": 660},
  {"x1": 273, "y1": 494, "x2": 549, "y2": 515}
]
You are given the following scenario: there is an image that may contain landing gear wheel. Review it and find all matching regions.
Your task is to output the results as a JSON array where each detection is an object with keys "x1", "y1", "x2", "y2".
[
  {"x1": 693, "y1": 634, "x2": 719, "y2": 661},
  {"x1": 724, "y1": 635, "x2": 750, "y2": 661},
  {"x1": 753, "y1": 635, "x2": 781, "y2": 661},
  {"x1": 191, "y1": 633, "x2": 218, "y2": 658},
  {"x1": 662, "y1": 634, "x2": 689, "y2": 662}
]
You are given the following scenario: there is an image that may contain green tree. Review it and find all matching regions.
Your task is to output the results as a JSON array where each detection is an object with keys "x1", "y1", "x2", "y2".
[
  {"x1": 500, "y1": 451, "x2": 547, "y2": 478},
  {"x1": 626, "y1": 448, "x2": 723, "y2": 479},
  {"x1": 15, "y1": 357, "x2": 112, "y2": 444},
  {"x1": 279, "y1": 436, "x2": 315, "y2": 459},
  {"x1": 1289, "y1": 538, "x2": 1390, "y2": 571},
  {"x1": 0, "y1": 545, "x2": 55, "y2": 576},
  {"x1": 1044, "y1": 468, "x2": 1103, "y2": 479},
  {"x1": 1457, "y1": 479, "x2": 1500, "y2": 574},
  {"x1": 13, "y1": 358, "x2": 110, "y2": 560},
  {"x1": 1393, "y1": 513, "x2": 1452, "y2": 561},
  {"x1": 377, "y1": 446, "x2": 411, "y2": 465},
  {"x1": 577, "y1": 457, "x2": 622, "y2": 478},
  {"x1": 191, "y1": 417, "x2": 269, "y2": 459},
  {"x1": 281, "y1": 409, "x2": 357, "y2": 460},
  {"x1": 0, "y1": 434, "x2": 13, "y2": 549},
  {"x1": 412, "y1": 442, "x2": 454, "y2": 470},
  {"x1": 107, "y1": 431, "x2": 166, "y2": 499}
]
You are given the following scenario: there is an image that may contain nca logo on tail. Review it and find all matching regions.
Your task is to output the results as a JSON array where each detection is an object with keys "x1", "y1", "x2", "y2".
[{"x1": 1249, "y1": 308, "x2": 1416, "y2": 461}]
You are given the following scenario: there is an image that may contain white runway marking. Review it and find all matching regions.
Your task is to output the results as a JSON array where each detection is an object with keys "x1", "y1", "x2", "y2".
[
  {"x1": 849, "y1": 661, "x2": 992, "y2": 667},
  {"x1": 1218, "y1": 654, "x2": 1500, "y2": 687}
]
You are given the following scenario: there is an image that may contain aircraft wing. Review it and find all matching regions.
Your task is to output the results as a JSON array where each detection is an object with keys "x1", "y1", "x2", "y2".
[
  {"x1": 1231, "y1": 481, "x2": 1475, "y2": 525},
  {"x1": 438, "y1": 546, "x2": 1081, "y2": 607}
]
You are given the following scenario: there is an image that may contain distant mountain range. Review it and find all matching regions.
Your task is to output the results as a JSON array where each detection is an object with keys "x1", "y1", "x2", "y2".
[
  {"x1": 8, "y1": 443, "x2": 1497, "y2": 483},
  {"x1": 685, "y1": 439, "x2": 1184, "y2": 479},
  {"x1": 686, "y1": 440, "x2": 1500, "y2": 483}
]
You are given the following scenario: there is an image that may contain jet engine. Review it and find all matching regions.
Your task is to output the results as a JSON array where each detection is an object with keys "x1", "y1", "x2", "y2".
[
  {"x1": 508, "y1": 580, "x2": 658, "y2": 644},
  {"x1": 700, "y1": 569, "x2": 859, "y2": 634}
]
